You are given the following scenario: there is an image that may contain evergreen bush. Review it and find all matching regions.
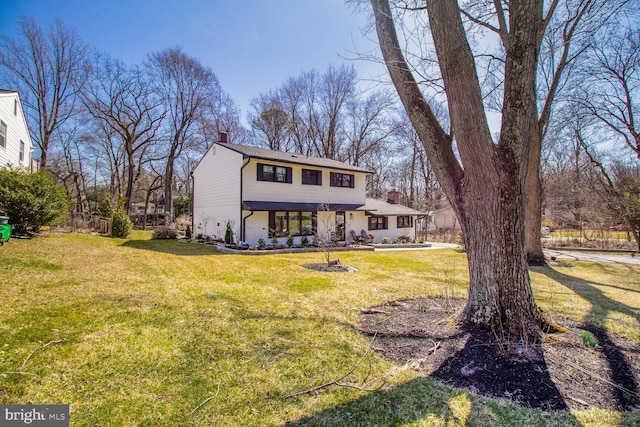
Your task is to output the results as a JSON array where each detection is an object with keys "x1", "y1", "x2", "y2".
[
  {"x1": 0, "y1": 168, "x2": 70, "y2": 234},
  {"x1": 111, "y1": 203, "x2": 132, "y2": 238}
]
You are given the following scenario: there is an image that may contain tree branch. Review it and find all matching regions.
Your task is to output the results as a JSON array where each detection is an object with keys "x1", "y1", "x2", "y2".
[
  {"x1": 20, "y1": 339, "x2": 66, "y2": 372},
  {"x1": 283, "y1": 335, "x2": 378, "y2": 398}
]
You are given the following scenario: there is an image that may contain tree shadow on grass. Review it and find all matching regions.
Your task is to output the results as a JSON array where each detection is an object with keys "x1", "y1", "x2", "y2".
[
  {"x1": 119, "y1": 239, "x2": 221, "y2": 256},
  {"x1": 430, "y1": 329, "x2": 569, "y2": 410},
  {"x1": 283, "y1": 326, "x2": 587, "y2": 426},
  {"x1": 282, "y1": 370, "x2": 581, "y2": 426},
  {"x1": 535, "y1": 265, "x2": 640, "y2": 410}
]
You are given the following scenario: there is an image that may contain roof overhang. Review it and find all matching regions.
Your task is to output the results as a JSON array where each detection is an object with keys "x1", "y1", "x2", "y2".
[{"x1": 242, "y1": 201, "x2": 365, "y2": 211}]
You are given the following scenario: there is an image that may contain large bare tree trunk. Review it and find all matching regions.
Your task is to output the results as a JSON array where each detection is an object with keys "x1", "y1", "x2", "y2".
[
  {"x1": 525, "y1": 130, "x2": 546, "y2": 265},
  {"x1": 371, "y1": 0, "x2": 559, "y2": 344},
  {"x1": 460, "y1": 157, "x2": 546, "y2": 340}
]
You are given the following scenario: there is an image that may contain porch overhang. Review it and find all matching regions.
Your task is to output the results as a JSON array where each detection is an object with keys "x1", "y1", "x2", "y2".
[{"x1": 242, "y1": 201, "x2": 365, "y2": 212}]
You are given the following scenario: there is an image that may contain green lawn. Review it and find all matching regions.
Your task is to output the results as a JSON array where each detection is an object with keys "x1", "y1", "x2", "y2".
[{"x1": 1, "y1": 231, "x2": 638, "y2": 426}]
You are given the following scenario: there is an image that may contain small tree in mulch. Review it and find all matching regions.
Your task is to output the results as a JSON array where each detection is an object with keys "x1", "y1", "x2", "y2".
[
  {"x1": 316, "y1": 204, "x2": 339, "y2": 266},
  {"x1": 224, "y1": 220, "x2": 234, "y2": 244}
]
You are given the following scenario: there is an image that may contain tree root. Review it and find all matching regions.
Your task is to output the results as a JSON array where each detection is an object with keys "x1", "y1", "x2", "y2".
[{"x1": 540, "y1": 311, "x2": 571, "y2": 334}]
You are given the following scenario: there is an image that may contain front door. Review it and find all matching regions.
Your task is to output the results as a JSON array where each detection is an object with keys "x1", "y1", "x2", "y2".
[{"x1": 335, "y1": 211, "x2": 345, "y2": 241}]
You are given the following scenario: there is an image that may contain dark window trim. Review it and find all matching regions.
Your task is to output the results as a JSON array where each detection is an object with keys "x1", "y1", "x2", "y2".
[
  {"x1": 368, "y1": 216, "x2": 388, "y2": 230},
  {"x1": 397, "y1": 216, "x2": 413, "y2": 228},
  {"x1": 268, "y1": 211, "x2": 317, "y2": 238},
  {"x1": 302, "y1": 168, "x2": 322, "y2": 186},
  {"x1": 0, "y1": 120, "x2": 6, "y2": 149},
  {"x1": 257, "y1": 162, "x2": 292, "y2": 184},
  {"x1": 330, "y1": 172, "x2": 354, "y2": 188}
]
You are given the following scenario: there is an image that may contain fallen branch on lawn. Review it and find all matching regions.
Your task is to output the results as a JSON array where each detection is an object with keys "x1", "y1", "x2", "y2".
[
  {"x1": 372, "y1": 288, "x2": 398, "y2": 306},
  {"x1": 546, "y1": 351, "x2": 640, "y2": 402},
  {"x1": 561, "y1": 358, "x2": 640, "y2": 400},
  {"x1": 1, "y1": 371, "x2": 37, "y2": 376},
  {"x1": 191, "y1": 380, "x2": 221, "y2": 415},
  {"x1": 20, "y1": 339, "x2": 66, "y2": 372},
  {"x1": 372, "y1": 288, "x2": 400, "y2": 306},
  {"x1": 360, "y1": 308, "x2": 389, "y2": 315},
  {"x1": 283, "y1": 334, "x2": 379, "y2": 398}
]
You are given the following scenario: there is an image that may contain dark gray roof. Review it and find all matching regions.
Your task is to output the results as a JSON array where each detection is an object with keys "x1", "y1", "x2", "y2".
[
  {"x1": 243, "y1": 201, "x2": 365, "y2": 211},
  {"x1": 219, "y1": 142, "x2": 373, "y2": 174},
  {"x1": 359, "y1": 198, "x2": 427, "y2": 215}
]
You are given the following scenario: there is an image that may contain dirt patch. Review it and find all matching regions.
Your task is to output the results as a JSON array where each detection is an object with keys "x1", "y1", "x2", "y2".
[
  {"x1": 358, "y1": 298, "x2": 640, "y2": 411},
  {"x1": 302, "y1": 262, "x2": 358, "y2": 272}
]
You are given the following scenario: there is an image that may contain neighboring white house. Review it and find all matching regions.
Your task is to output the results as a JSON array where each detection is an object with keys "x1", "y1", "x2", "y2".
[
  {"x1": 130, "y1": 202, "x2": 165, "y2": 216},
  {"x1": 432, "y1": 205, "x2": 460, "y2": 233},
  {"x1": 192, "y1": 136, "x2": 426, "y2": 245},
  {"x1": 0, "y1": 90, "x2": 33, "y2": 170}
]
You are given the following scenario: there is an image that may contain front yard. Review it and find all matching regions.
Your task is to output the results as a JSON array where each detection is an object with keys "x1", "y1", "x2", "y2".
[{"x1": 0, "y1": 231, "x2": 638, "y2": 426}]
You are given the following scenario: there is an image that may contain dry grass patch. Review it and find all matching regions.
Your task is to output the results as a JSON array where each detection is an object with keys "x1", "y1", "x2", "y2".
[{"x1": 0, "y1": 232, "x2": 638, "y2": 426}]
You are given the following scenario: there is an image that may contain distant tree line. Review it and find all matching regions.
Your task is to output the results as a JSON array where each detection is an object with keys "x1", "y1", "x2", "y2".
[{"x1": 0, "y1": 8, "x2": 638, "y2": 252}]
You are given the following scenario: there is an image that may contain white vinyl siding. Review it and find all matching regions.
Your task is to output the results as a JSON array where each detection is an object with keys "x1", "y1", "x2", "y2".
[
  {"x1": 243, "y1": 160, "x2": 367, "y2": 206},
  {"x1": 0, "y1": 92, "x2": 32, "y2": 169},
  {"x1": 192, "y1": 144, "x2": 244, "y2": 239}
]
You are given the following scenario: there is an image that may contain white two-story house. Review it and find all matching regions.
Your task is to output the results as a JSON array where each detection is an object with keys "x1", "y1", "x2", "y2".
[
  {"x1": 0, "y1": 90, "x2": 33, "y2": 170},
  {"x1": 192, "y1": 135, "x2": 425, "y2": 245}
]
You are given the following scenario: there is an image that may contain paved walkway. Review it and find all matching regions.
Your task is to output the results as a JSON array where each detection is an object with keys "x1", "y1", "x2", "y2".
[
  {"x1": 373, "y1": 242, "x2": 461, "y2": 251},
  {"x1": 544, "y1": 249, "x2": 640, "y2": 265}
]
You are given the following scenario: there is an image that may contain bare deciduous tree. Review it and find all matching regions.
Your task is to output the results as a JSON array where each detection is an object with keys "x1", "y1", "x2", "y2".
[
  {"x1": 249, "y1": 91, "x2": 291, "y2": 151},
  {"x1": 0, "y1": 17, "x2": 88, "y2": 170},
  {"x1": 578, "y1": 27, "x2": 639, "y2": 159},
  {"x1": 370, "y1": 0, "x2": 565, "y2": 346},
  {"x1": 147, "y1": 47, "x2": 220, "y2": 222},
  {"x1": 80, "y1": 55, "x2": 165, "y2": 213},
  {"x1": 524, "y1": 0, "x2": 632, "y2": 264}
]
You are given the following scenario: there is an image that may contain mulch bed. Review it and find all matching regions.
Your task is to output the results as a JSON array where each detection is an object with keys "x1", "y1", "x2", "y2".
[{"x1": 358, "y1": 298, "x2": 640, "y2": 411}]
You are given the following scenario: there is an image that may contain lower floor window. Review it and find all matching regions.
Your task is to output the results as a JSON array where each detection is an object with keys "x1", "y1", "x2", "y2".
[
  {"x1": 269, "y1": 211, "x2": 316, "y2": 237},
  {"x1": 397, "y1": 216, "x2": 413, "y2": 228},
  {"x1": 368, "y1": 216, "x2": 388, "y2": 230}
]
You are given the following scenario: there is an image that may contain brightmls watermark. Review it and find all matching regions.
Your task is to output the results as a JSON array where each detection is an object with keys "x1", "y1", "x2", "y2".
[{"x1": 1, "y1": 405, "x2": 69, "y2": 426}]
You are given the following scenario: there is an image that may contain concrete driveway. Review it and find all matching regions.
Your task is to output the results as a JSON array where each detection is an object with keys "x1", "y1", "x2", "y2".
[{"x1": 544, "y1": 249, "x2": 640, "y2": 265}]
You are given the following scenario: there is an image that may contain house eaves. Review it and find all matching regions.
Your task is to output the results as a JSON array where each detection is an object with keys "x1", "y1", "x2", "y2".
[
  {"x1": 359, "y1": 198, "x2": 427, "y2": 216},
  {"x1": 243, "y1": 201, "x2": 365, "y2": 212},
  {"x1": 219, "y1": 142, "x2": 373, "y2": 174}
]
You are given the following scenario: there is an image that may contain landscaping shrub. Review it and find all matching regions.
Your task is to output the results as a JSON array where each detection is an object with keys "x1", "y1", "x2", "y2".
[
  {"x1": 152, "y1": 226, "x2": 177, "y2": 239},
  {"x1": 111, "y1": 203, "x2": 132, "y2": 238},
  {"x1": 0, "y1": 167, "x2": 70, "y2": 234},
  {"x1": 224, "y1": 221, "x2": 233, "y2": 244}
]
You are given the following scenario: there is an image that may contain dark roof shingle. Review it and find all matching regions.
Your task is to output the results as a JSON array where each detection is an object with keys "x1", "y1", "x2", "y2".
[{"x1": 219, "y1": 142, "x2": 373, "y2": 174}]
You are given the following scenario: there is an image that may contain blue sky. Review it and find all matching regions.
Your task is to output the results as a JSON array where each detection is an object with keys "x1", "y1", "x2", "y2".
[{"x1": 0, "y1": 0, "x2": 386, "y2": 123}]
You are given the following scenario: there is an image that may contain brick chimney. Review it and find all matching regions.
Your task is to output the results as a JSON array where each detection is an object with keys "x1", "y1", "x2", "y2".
[
  {"x1": 387, "y1": 190, "x2": 400, "y2": 204},
  {"x1": 218, "y1": 131, "x2": 228, "y2": 143}
]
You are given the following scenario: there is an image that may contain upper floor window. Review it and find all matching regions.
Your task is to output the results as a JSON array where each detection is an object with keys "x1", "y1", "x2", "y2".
[
  {"x1": 19, "y1": 140, "x2": 25, "y2": 162},
  {"x1": 257, "y1": 163, "x2": 292, "y2": 183},
  {"x1": 368, "y1": 216, "x2": 388, "y2": 230},
  {"x1": 0, "y1": 121, "x2": 6, "y2": 149},
  {"x1": 397, "y1": 216, "x2": 413, "y2": 228},
  {"x1": 14, "y1": 99, "x2": 18, "y2": 116},
  {"x1": 302, "y1": 169, "x2": 322, "y2": 185},
  {"x1": 330, "y1": 172, "x2": 354, "y2": 188}
]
